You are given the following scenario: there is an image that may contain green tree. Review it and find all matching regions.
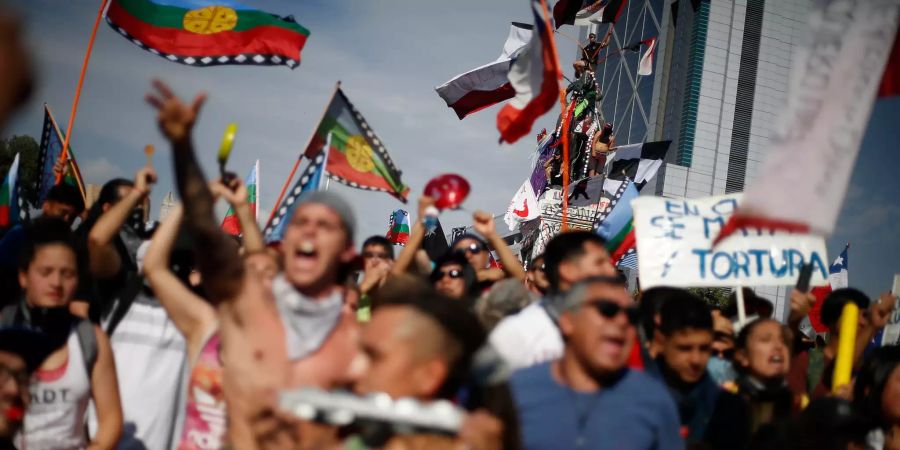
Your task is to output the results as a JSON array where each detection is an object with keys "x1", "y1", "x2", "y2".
[
  {"x1": 0, "y1": 135, "x2": 41, "y2": 208},
  {"x1": 688, "y1": 287, "x2": 733, "y2": 309}
]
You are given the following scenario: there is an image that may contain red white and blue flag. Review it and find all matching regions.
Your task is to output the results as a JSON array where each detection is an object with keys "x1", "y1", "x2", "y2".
[
  {"x1": 808, "y1": 244, "x2": 849, "y2": 333},
  {"x1": 497, "y1": 0, "x2": 561, "y2": 144},
  {"x1": 436, "y1": 23, "x2": 533, "y2": 119}
]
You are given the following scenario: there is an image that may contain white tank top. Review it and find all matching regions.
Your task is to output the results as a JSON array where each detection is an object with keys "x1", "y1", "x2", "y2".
[{"x1": 18, "y1": 329, "x2": 91, "y2": 450}]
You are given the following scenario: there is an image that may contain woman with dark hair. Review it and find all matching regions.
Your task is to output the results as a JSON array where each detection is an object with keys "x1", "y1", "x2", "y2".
[
  {"x1": 731, "y1": 318, "x2": 804, "y2": 447},
  {"x1": 430, "y1": 251, "x2": 480, "y2": 306},
  {"x1": 854, "y1": 345, "x2": 900, "y2": 449}
]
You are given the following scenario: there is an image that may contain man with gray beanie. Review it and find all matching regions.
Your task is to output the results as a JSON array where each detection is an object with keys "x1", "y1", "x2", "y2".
[{"x1": 148, "y1": 80, "x2": 361, "y2": 449}]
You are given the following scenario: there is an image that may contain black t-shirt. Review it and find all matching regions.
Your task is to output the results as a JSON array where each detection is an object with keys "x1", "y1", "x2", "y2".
[{"x1": 582, "y1": 42, "x2": 602, "y2": 63}]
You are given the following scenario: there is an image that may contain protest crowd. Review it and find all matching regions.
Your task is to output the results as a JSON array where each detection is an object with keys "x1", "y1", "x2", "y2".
[{"x1": 1, "y1": 1, "x2": 900, "y2": 450}]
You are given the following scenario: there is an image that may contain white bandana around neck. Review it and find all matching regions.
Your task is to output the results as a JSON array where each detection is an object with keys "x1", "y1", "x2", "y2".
[{"x1": 272, "y1": 274, "x2": 344, "y2": 360}]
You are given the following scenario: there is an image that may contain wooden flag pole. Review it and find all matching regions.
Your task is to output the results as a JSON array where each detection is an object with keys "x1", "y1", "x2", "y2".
[
  {"x1": 56, "y1": 0, "x2": 110, "y2": 184},
  {"x1": 536, "y1": 0, "x2": 571, "y2": 231},
  {"x1": 735, "y1": 287, "x2": 747, "y2": 327},
  {"x1": 264, "y1": 81, "x2": 341, "y2": 229},
  {"x1": 560, "y1": 95, "x2": 572, "y2": 231},
  {"x1": 255, "y1": 159, "x2": 260, "y2": 223}
]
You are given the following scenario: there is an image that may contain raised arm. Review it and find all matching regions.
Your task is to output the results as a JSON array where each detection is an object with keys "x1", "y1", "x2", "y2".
[
  {"x1": 391, "y1": 196, "x2": 434, "y2": 275},
  {"x1": 209, "y1": 177, "x2": 265, "y2": 254},
  {"x1": 87, "y1": 167, "x2": 155, "y2": 279},
  {"x1": 472, "y1": 211, "x2": 526, "y2": 282},
  {"x1": 142, "y1": 203, "x2": 217, "y2": 357},
  {"x1": 146, "y1": 80, "x2": 243, "y2": 304}
]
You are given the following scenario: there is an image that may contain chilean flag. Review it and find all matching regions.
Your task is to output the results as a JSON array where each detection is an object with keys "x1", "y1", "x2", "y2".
[
  {"x1": 809, "y1": 245, "x2": 849, "y2": 333},
  {"x1": 714, "y1": 3, "x2": 899, "y2": 245},
  {"x1": 497, "y1": 0, "x2": 561, "y2": 144},
  {"x1": 221, "y1": 161, "x2": 259, "y2": 236},
  {"x1": 436, "y1": 23, "x2": 532, "y2": 119}
]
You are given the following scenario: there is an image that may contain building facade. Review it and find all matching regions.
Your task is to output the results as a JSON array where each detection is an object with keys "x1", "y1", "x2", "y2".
[{"x1": 585, "y1": 0, "x2": 812, "y2": 316}]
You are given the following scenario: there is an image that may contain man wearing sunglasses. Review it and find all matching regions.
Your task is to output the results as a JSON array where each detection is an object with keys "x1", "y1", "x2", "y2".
[
  {"x1": 651, "y1": 290, "x2": 750, "y2": 449},
  {"x1": 509, "y1": 276, "x2": 682, "y2": 450},
  {"x1": 490, "y1": 232, "x2": 617, "y2": 371}
]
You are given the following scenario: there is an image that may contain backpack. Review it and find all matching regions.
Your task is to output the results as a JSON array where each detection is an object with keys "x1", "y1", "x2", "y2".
[{"x1": 0, "y1": 302, "x2": 98, "y2": 374}]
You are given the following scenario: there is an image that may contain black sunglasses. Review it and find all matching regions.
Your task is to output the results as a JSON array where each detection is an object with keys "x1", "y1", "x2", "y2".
[
  {"x1": 460, "y1": 243, "x2": 484, "y2": 255},
  {"x1": 585, "y1": 300, "x2": 639, "y2": 325},
  {"x1": 711, "y1": 348, "x2": 735, "y2": 360},
  {"x1": 432, "y1": 269, "x2": 464, "y2": 282}
]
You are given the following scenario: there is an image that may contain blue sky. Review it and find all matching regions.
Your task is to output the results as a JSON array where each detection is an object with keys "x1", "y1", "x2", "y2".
[{"x1": 3, "y1": 1, "x2": 897, "y2": 298}]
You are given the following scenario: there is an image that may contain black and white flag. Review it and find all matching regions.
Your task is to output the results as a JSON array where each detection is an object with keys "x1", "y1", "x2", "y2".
[{"x1": 607, "y1": 140, "x2": 671, "y2": 190}]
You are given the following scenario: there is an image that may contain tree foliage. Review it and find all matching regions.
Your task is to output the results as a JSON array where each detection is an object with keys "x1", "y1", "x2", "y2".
[
  {"x1": 0, "y1": 135, "x2": 41, "y2": 208},
  {"x1": 688, "y1": 287, "x2": 733, "y2": 309}
]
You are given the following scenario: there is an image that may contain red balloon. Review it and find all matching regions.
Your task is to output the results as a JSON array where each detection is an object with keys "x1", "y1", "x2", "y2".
[{"x1": 424, "y1": 174, "x2": 471, "y2": 210}]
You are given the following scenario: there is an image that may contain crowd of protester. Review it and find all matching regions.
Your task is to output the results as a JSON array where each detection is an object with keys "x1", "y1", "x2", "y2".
[{"x1": 3, "y1": 13, "x2": 900, "y2": 450}]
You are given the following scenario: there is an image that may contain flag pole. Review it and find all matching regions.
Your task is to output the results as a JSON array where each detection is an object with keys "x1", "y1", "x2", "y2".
[
  {"x1": 319, "y1": 132, "x2": 332, "y2": 191},
  {"x1": 55, "y1": 0, "x2": 110, "y2": 184},
  {"x1": 536, "y1": 0, "x2": 570, "y2": 231},
  {"x1": 45, "y1": 104, "x2": 87, "y2": 202},
  {"x1": 265, "y1": 81, "x2": 341, "y2": 229},
  {"x1": 254, "y1": 159, "x2": 260, "y2": 223},
  {"x1": 735, "y1": 286, "x2": 747, "y2": 327}
]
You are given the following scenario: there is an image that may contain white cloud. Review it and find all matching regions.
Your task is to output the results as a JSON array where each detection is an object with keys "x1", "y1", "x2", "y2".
[{"x1": 80, "y1": 157, "x2": 125, "y2": 185}]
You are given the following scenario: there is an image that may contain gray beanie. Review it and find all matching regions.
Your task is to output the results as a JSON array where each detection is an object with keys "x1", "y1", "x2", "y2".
[{"x1": 295, "y1": 190, "x2": 357, "y2": 243}]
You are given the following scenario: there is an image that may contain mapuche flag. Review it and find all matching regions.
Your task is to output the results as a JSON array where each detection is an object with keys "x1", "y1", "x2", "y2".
[
  {"x1": 221, "y1": 161, "x2": 258, "y2": 236},
  {"x1": 38, "y1": 105, "x2": 86, "y2": 206},
  {"x1": 106, "y1": 0, "x2": 309, "y2": 68},
  {"x1": 303, "y1": 85, "x2": 410, "y2": 202}
]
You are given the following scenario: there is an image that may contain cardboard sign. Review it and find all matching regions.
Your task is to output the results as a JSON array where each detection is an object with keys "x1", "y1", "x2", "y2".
[
  {"x1": 633, "y1": 194, "x2": 830, "y2": 288},
  {"x1": 879, "y1": 275, "x2": 900, "y2": 346}
]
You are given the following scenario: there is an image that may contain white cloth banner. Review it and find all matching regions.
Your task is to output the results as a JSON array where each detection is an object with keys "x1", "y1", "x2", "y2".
[
  {"x1": 634, "y1": 194, "x2": 830, "y2": 288},
  {"x1": 504, "y1": 180, "x2": 540, "y2": 231},
  {"x1": 731, "y1": 0, "x2": 900, "y2": 235}
]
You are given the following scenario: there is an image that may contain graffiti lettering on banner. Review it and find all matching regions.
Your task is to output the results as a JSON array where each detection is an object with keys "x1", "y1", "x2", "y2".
[{"x1": 633, "y1": 194, "x2": 830, "y2": 288}]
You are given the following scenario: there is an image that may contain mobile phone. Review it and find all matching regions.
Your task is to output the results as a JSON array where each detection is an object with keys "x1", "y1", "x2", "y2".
[{"x1": 796, "y1": 263, "x2": 814, "y2": 293}]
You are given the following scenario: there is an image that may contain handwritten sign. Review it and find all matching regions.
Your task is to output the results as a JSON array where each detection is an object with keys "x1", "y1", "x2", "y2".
[
  {"x1": 633, "y1": 194, "x2": 830, "y2": 288},
  {"x1": 879, "y1": 275, "x2": 900, "y2": 346}
]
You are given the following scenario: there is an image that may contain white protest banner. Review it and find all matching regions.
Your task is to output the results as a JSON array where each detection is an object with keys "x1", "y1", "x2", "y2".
[
  {"x1": 634, "y1": 194, "x2": 830, "y2": 288},
  {"x1": 879, "y1": 275, "x2": 900, "y2": 346}
]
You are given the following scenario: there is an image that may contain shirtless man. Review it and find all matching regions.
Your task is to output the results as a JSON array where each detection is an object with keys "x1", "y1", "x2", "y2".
[{"x1": 147, "y1": 80, "x2": 359, "y2": 449}]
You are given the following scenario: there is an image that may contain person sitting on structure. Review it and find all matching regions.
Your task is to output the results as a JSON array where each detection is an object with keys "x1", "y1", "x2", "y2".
[{"x1": 581, "y1": 27, "x2": 613, "y2": 70}]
